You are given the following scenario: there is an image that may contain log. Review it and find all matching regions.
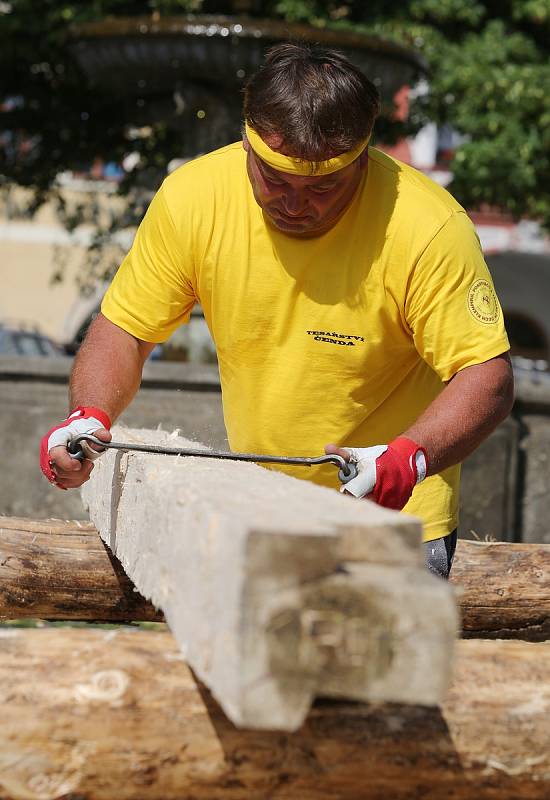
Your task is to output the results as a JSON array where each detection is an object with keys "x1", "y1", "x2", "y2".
[
  {"x1": 451, "y1": 539, "x2": 550, "y2": 641},
  {"x1": 2, "y1": 518, "x2": 548, "y2": 642},
  {"x1": 0, "y1": 516, "x2": 161, "y2": 622},
  {"x1": 0, "y1": 628, "x2": 548, "y2": 800},
  {"x1": 80, "y1": 428, "x2": 457, "y2": 730}
]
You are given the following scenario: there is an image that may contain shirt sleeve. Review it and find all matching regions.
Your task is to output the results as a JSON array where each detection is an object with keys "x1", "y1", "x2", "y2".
[
  {"x1": 405, "y1": 211, "x2": 510, "y2": 382},
  {"x1": 101, "y1": 183, "x2": 197, "y2": 343}
]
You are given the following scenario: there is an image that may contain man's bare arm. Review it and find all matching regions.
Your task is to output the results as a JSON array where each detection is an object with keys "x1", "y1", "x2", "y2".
[
  {"x1": 403, "y1": 352, "x2": 514, "y2": 475},
  {"x1": 325, "y1": 352, "x2": 514, "y2": 507},
  {"x1": 69, "y1": 312, "x2": 156, "y2": 421},
  {"x1": 48, "y1": 313, "x2": 156, "y2": 489}
]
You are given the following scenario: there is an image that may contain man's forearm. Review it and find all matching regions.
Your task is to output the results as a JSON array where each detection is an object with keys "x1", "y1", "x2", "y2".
[
  {"x1": 403, "y1": 352, "x2": 514, "y2": 475},
  {"x1": 69, "y1": 313, "x2": 154, "y2": 423}
]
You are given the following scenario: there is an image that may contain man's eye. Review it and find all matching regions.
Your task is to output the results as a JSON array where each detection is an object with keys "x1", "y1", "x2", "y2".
[
  {"x1": 267, "y1": 176, "x2": 285, "y2": 186},
  {"x1": 311, "y1": 185, "x2": 334, "y2": 194}
]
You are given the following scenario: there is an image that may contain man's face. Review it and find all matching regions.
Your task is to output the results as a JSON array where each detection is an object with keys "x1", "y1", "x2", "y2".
[{"x1": 244, "y1": 136, "x2": 367, "y2": 238}]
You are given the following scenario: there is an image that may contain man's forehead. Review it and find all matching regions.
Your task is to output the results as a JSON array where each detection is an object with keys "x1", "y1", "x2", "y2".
[{"x1": 255, "y1": 152, "x2": 341, "y2": 186}]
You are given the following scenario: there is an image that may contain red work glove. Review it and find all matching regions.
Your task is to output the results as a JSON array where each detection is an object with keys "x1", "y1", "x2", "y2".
[
  {"x1": 40, "y1": 406, "x2": 111, "y2": 488},
  {"x1": 327, "y1": 437, "x2": 428, "y2": 510}
]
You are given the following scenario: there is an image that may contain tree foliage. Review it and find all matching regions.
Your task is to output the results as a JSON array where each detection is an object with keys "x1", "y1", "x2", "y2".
[
  {"x1": 1, "y1": 0, "x2": 549, "y2": 291},
  {"x1": 271, "y1": 1, "x2": 550, "y2": 224}
]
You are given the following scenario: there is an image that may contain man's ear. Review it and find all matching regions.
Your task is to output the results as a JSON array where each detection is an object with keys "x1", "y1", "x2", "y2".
[{"x1": 242, "y1": 133, "x2": 250, "y2": 153}]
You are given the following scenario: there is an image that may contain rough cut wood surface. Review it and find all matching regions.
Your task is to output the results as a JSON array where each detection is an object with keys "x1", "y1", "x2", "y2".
[
  {"x1": 0, "y1": 628, "x2": 548, "y2": 800},
  {"x1": 451, "y1": 539, "x2": 550, "y2": 640},
  {"x1": 79, "y1": 429, "x2": 457, "y2": 730},
  {"x1": 0, "y1": 516, "x2": 161, "y2": 622}
]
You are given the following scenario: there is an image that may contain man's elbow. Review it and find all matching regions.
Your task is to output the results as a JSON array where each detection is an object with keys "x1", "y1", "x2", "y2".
[{"x1": 495, "y1": 353, "x2": 515, "y2": 422}]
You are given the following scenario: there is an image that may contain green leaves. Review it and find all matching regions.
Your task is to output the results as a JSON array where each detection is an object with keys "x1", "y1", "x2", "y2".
[
  {"x1": 404, "y1": 15, "x2": 550, "y2": 223},
  {"x1": 408, "y1": 0, "x2": 486, "y2": 27},
  {"x1": 299, "y1": 4, "x2": 550, "y2": 229}
]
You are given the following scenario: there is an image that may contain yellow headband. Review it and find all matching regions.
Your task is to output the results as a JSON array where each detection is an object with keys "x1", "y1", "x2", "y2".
[{"x1": 244, "y1": 122, "x2": 369, "y2": 176}]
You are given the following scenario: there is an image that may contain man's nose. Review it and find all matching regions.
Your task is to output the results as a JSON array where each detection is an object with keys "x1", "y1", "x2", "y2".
[{"x1": 282, "y1": 189, "x2": 308, "y2": 216}]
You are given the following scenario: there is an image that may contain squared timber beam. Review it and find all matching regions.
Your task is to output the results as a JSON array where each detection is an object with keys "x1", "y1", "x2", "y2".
[{"x1": 82, "y1": 427, "x2": 458, "y2": 730}]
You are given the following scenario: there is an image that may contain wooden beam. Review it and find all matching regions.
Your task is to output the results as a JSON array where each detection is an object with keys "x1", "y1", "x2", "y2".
[
  {"x1": 81, "y1": 428, "x2": 457, "y2": 730},
  {"x1": 0, "y1": 628, "x2": 548, "y2": 800},
  {"x1": 451, "y1": 539, "x2": 550, "y2": 641}
]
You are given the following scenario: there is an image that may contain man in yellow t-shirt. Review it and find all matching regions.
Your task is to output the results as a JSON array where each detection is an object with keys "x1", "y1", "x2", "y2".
[{"x1": 40, "y1": 43, "x2": 513, "y2": 579}]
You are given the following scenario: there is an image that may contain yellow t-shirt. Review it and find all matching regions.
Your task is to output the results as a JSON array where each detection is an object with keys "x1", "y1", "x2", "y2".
[{"x1": 102, "y1": 143, "x2": 510, "y2": 542}]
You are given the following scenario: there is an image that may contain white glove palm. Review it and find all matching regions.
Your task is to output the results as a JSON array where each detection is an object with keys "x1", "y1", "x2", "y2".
[
  {"x1": 47, "y1": 412, "x2": 107, "y2": 461},
  {"x1": 339, "y1": 445, "x2": 388, "y2": 498}
]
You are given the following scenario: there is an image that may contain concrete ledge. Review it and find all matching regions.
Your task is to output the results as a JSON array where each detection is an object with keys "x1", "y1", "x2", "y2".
[
  {"x1": 5, "y1": 355, "x2": 550, "y2": 406},
  {"x1": 82, "y1": 427, "x2": 457, "y2": 731},
  {"x1": 0, "y1": 355, "x2": 221, "y2": 392}
]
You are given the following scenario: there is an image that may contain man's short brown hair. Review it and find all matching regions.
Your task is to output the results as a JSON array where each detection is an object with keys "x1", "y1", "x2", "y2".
[{"x1": 243, "y1": 42, "x2": 381, "y2": 161}]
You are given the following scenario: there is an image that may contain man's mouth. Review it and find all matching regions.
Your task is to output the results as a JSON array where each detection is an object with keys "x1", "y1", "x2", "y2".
[{"x1": 270, "y1": 208, "x2": 314, "y2": 225}]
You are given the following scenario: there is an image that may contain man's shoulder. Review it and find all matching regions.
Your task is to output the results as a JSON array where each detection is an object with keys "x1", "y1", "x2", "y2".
[{"x1": 368, "y1": 148, "x2": 464, "y2": 219}]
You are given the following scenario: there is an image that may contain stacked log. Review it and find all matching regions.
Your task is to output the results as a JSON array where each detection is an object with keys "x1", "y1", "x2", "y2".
[
  {"x1": 0, "y1": 516, "x2": 550, "y2": 641},
  {"x1": 451, "y1": 539, "x2": 550, "y2": 640},
  {"x1": 2, "y1": 518, "x2": 549, "y2": 640},
  {"x1": 0, "y1": 628, "x2": 548, "y2": 800}
]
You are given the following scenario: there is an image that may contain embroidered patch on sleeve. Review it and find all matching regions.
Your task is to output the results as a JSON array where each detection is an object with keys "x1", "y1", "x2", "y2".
[{"x1": 467, "y1": 279, "x2": 500, "y2": 325}]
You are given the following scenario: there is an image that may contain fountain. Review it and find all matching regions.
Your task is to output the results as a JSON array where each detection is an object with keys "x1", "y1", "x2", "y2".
[{"x1": 69, "y1": 14, "x2": 427, "y2": 157}]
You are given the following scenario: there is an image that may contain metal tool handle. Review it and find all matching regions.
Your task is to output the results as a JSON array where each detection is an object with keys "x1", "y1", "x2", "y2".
[
  {"x1": 68, "y1": 434, "x2": 359, "y2": 483},
  {"x1": 67, "y1": 437, "x2": 106, "y2": 463},
  {"x1": 338, "y1": 463, "x2": 358, "y2": 484},
  {"x1": 67, "y1": 439, "x2": 86, "y2": 461}
]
